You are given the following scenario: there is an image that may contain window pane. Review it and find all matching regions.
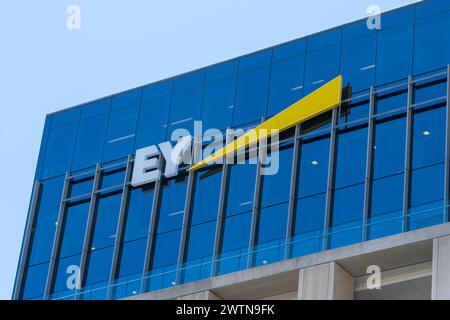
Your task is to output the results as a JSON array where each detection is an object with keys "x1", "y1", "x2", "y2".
[
  {"x1": 412, "y1": 107, "x2": 446, "y2": 169},
  {"x1": 373, "y1": 117, "x2": 406, "y2": 179},
  {"x1": 85, "y1": 246, "x2": 114, "y2": 287},
  {"x1": 261, "y1": 144, "x2": 293, "y2": 208},
  {"x1": 304, "y1": 44, "x2": 340, "y2": 95},
  {"x1": 376, "y1": 24, "x2": 413, "y2": 85},
  {"x1": 142, "y1": 79, "x2": 173, "y2": 101},
  {"x1": 226, "y1": 164, "x2": 257, "y2": 216},
  {"x1": 368, "y1": 174, "x2": 404, "y2": 240},
  {"x1": 297, "y1": 136, "x2": 330, "y2": 198},
  {"x1": 233, "y1": 66, "x2": 271, "y2": 126},
  {"x1": 273, "y1": 39, "x2": 306, "y2": 62},
  {"x1": 53, "y1": 254, "x2": 81, "y2": 295},
  {"x1": 239, "y1": 50, "x2": 272, "y2": 73},
  {"x1": 201, "y1": 76, "x2": 236, "y2": 131},
  {"x1": 51, "y1": 108, "x2": 80, "y2": 128},
  {"x1": 414, "y1": 10, "x2": 450, "y2": 75},
  {"x1": 169, "y1": 85, "x2": 203, "y2": 134},
  {"x1": 100, "y1": 166, "x2": 125, "y2": 190},
  {"x1": 72, "y1": 114, "x2": 108, "y2": 170},
  {"x1": 206, "y1": 60, "x2": 238, "y2": 82},
  {"x1": 60, "y1": 201, "x2": 90, "y2": 258},
  {"x1": 186, "y1": 221, "x2": 216, "y2": 262},
  {"x1": 69, "y1": 176, "x2": 94, "y2": 198},
  {"x1": 118, "y1": 238, "x2": 147, "y2": 278},
  {"x1": 135, "y1": 95, "x2": 171, "y2": 149},
  {"x1": 191, "y1": 167, "x2": 222, "y2": 225},
  {"x1": 102, "y1": 104, "x2": 139, "y2": 162},
  {"x1": 111, "y1": 88, "x2": 142, "y2": 110},
  {"x1": 42, "y1": 124, "x2": 77, "y2": 179},
  {"x1": 157, "y1": 175, "x2": 188, "y2": 233},
  {"x1": 23, "y1": 263, "x2": 49, "y2": 299},
  {"x1": 29, "y1": 208, "x2": 58, "y2": 265},
  {"x1": 123, "y1": 185, "x2": 155, "y2": 242},
  {"x1": 267, "y1": 55, "x2": 305, "y2": 117},
  {"x1": 341, "y1": 34, "x2": 376, "y2": 92},
  {"x1": 39, "y1": 176, "x2": 65, "y2": 210},
  {"x1": 92, "y1": 193, "x2": 122, "y2": 249},
  {"x1": 81, "y1": 99, "x2": 110, "y2": 120},
  {"x1": 151, "y1": 229, "x2": 181, "y2": 269},
  {"x1": 335, "y1": 127, "x2": 368, "y2": 188},
  {"x1": 329, "y1": 184, "x2": 364, "y2": 249}
]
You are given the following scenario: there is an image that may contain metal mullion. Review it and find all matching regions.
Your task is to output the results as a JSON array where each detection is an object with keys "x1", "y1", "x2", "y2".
[
  {"x1": 44, "y1": 172, "x2": 71, "y2": 298},
  {"x1": 13, "y1": 181, "x2": 42, "y2": 300},
  {"x1": 175, "y1": 170, "x2": 196, "y2": 286},
  {"x1": 284, "y1": 125, "x2": 301, "y2": 260},
  {"x1": 402, "y1": 76, "x2": 414, "y2": 232},
  {"x1": 140, "y1": 158, "x2": 164, "y2": 294},
  {"x1": 444, "y1": 65, "x2": 450, "y2": 223},
  {"x1": 78, "y1": 164, "x2": 102, "y2": 292},
  {"x1": 323, "y1": 108, "x2": 339, "y2": 251},
  {"x1": 362, "y1": 87, "x2": 376, "y2": 241},
  {"x1": 107, "y1": 155, "x2": 133, "y2": 299}
]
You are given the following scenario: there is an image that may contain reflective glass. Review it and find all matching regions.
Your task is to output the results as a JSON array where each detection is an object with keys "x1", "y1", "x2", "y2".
[
  {"x1": 51, "y1": 108, "x2": 80, "y2": 128},
  {"x1": 118, "y1": 238, "x2": 147, "y2": 278},
  {"x1": 201, "y1": 76, "x2": 236, "y2": 130},
  {"x1": 151, "y1": 229, "x2": 181, "y2": 269},
  {"x1": 81, "y1": 99, "x2": 110, "y2": 120},
  {"x1": 123, "y1": 184, "x2": 155, "y2": 242},
  {"x1": 415, "y1": 0, "x2": 450, "y2": 20},
  {"x1": 23, "y1": 263, "x2": 49, "y2": 299},
  {"x1": 135, "y1": 95, "x2": 171, "y2": 149},
  {"x1": 206, "y1": 60, "x2": 238, "y2": 82},
  {"x1": 375, "y1": 24, "x2": 413, "y2": 85},
  {"x1": 100, "y1": 167, "x2": 125, "y2": 190},
  {"x1": 53, "y1": 254, "x2": 81, "y2": 295},
  {"x1": 232, "y1": 66, "x2": 271, "y2": 126},
  {"x1": 169, "y1": 85, "x2": 203, "y2": 134},
  {"x1": 60, "y1": 201, "x2": 90, "y2": 258},
  {"x1": 304, "y1": 44, "x2": 340, "y2": 95},
  {"x1": 69, "y1": 176, "x2": 94, "y2": 198},
  {"x1": 307, "y1": 29, "x2": 341, "y2": 52},
  {"x1": 191, "y1": 168, "x2": 222, "y2": 225},
  {"x1": 334, "y1": 127, "x2": 368, "y2": 188},
  {"x1": 111, "y1": 88, "x2": 141, "y2": 111},
  {"x1": 267, "y1": 55, "x2": 305, "y2": 117},
  {"x1": 102, "y1": 104, "x2": 139, "y2": 162},
  {"x1": 92, "y1": 193, "x2": 122, "y2": 249},
  {"x1": 226, "y1": 164, "x2": 257, "y2": 216},
  {"x1": 85, "y1": 246, "x2": 114, "y2": 286},
  {"x1": 273, "y1": 39, "x2": 306, "y2": 62},
  {"x1": 42, "y1": 124, "x2": 77, "y2": 179},
  {"x1": 29, "y1": 208, "x2": 58, "y2": 266},
  {"x1": 142, "y1": 79, "x2": 173, "y2": 101},
  {"x1": 157, "y1": 175, "x2": 188, "y2": 233},
  {"x1": 186, "y1": 221, "x2": 216, "y2": 262},
  {"x1": 174, "y1": 70, "x2": 205, "y2": 91},
  {"x1": 39, "y1": 176, "x2": 65, "y2": 210},
  {"x1": 412, "y1": 107, "x2": 446, "y2": 169},
  {"x1": 239, "y1": 50, "x2": 272, "y2": 73}
]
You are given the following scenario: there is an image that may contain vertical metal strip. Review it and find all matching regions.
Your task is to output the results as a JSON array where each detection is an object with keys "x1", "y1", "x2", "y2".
[
  {"x1": 284, "y1": 125, "x2": 301, "y2": 259},
  {"x1": 107, "y1": 155, "x2": 133, "y2": 298},
  {"x1": 444, "y1": 65, "x2": 450, "y2": 223},
  {"x1": 175, "y1": 170, "x2": 196, "y2": 285},
  {"x1": 140, "y1": 158, "x2": 164, "y2": 293},
  {"x1": 78, "y1": 164, "x2": 102, "y2": 290},
  {"x1": 323, "y1": 108, "x2": 339, "y2": 251},
  {"x1": 362, "y1": 87, "x2": 376, "y2": 241},
  {"x1": 247, "y1": 154, "x2": 264, "y2": 269},
  {"x1": 13, "y1": 181, "x2": 42, "y2": 300},
  {"x1": 402, "y1": 76, "x2": 414, "y2": 232},
  {"x1": 44, "y1": 172, "x2": 71, "y2": 298}
]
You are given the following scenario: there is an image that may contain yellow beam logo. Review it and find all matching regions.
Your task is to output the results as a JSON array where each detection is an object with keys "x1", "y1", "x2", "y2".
[{"x1": 189, "y1": 75, "x2": 343, "y2": 172}]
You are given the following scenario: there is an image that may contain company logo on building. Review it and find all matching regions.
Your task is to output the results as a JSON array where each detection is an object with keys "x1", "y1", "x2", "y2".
[{"x1": 131, "y1": 75, "x2": 343, "y2": 187}]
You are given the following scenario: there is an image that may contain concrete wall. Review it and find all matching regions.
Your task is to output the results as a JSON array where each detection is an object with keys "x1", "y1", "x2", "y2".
[{"x1": 432, "y1": 235, "x2": 450, "y2": 300}]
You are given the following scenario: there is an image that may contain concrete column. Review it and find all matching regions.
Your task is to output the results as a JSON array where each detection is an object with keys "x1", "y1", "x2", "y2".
[
  {"x1": 177, "y1": 291, "x2": 221, "y2": 300},
  {"x1": 297, "y1": 262, "x2": 354, "y2": 300},
  {"x1": 432, "y1": 235, "x2": 450, "y2": 300}
]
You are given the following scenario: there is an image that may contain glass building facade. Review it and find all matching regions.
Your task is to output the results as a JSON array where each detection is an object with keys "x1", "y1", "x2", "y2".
[{"x1": 13, "y1": 0, "x2": 450, "y2": 300}]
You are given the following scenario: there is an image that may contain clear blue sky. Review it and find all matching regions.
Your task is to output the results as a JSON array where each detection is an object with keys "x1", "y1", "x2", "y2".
[{"x1": 0, "y1": 0, "x2": 419, "y2": 299}]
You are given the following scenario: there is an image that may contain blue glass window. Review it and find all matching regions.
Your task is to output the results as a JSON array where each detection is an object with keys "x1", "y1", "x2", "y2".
[
  {"x1": 102, "y1": 104, "x2": 139, "y2": 162},
  {"x1": 23, "y1": 263, "x2": 49, "y2": 299},
  {"x1": 375, "y1": 24, "x2": 413, "y2": 85},
  {"x1": 412, "y1": 107, "x2": 446, "y2": 169},
  {"x1": 42, "y1": 124, "x2": 77, "y2": 179},
  {"x1": 206, "y1": 60, "x2": 239, "y2": 82},
  {"x1": 151, "y1": 229, "x2": 181, "y2": 270},
  {"x1": 29, "y1": 208, "x2": 58, "y2": 266},
  {"x1": 201, "y1": 76, "x2": 236, "y2": 130},
  {"x1": 415, "y1": 0, "x2": 450, "y2": 20},
  {"x1": 169, "y1": 85, "x2": 204, "y2": 135},
  {"x1": 111, "y1": 88, "x2": 142, "y2": 111},
  {"x1": 267, "y1": 55, "x2": 305, "y2": 117},
  {"x1": 239, "y1": 50, "x2": 272, "y2": 73},
  {"x1": 375, "y1": 88, "x2": 408, "y2": 115},
  {"x1": 174, "y1": 70, "x2": 205, "y2": 91},
  {"x1": 341, "y1": 34, "x2": 376, "y2": 92},
  {"x1": 81, "y1": 99, "x2": 110, "y2": 119},
  {"x1": 373, "y1": 117, "x2": 406, "y2": 179},
  {"x1": 191, "y1": 168, "x2": 222, "y2": 225},
  {"x1": 329, "y1": 183, "x2": 364, "y2": 249},
  {"x1": 307, "y1": 29, "x2": 341, "y2": 52},
  {"x1": 368, "y1": 174, "x2": 404, "y2": 240},
  {"x1": 92, "y1": 193, "x2": 122, "y2": 249},
  {"x1": 118, "y1": 238, "x2": 147, "y2": 278},
  {"x1": 185, "y1": 221, "x2": 216, "y2": 262},
  {"x1": 335, "y1": 127, "x2": 368, "y2": 188},
  {"x1": 414, "y1": 10, "x2": 450, "y2": 75},
  {"x1": 39, "y1": 176, "x2": 65, "y2": 210},
  {"x1": 53, "y1": 254, "x2": 81, "y2": 295},
  {"x1": 123, "y1": 185, "x2": 154, "y2": 242},
  {"x1": 85, "y1": 246, "x2": 114, "y2": 286},
  {"x1": 69, "y1": 176, "x2": 94, "y2": 198},
  {"x1": 261, "y1": 144, "x2": 293, "y2": 208},
  {"x1": 135, "y1": 95, "x2": 171, "y2": 149},
  {"x1": 142, "y1": 79, "x2": 173, "y2": 101},
  {"x1": 304, "y1": 44, "x2": 340, "y2": 95},
  {"x1": 72, "y1": 114, "x2": 108, "y2": 171},
  {"x1": 157, "y1": 175, "x2": 188, "y2": 233},
  {"x1": 339, "y1": 95, "x2": 370, "y2": 125},
  {"x1": 226, "y1": 164, "x2": 257, "y2": 216},
  {"x1": 51, "y1": 108, "x2": 80, "y2": 128},
  {"x1": 60, "y1": 201, "x2": 90, "y2": 258},
  {"x1": 100, "y1": 167, "x2": 125, "y2": 190},
  {"x1": 232, "y1": 66, "x2": 271, "y2": 126},
  {"x1": 297, "y1": 136, "x2": 330, "y2": 198},
  {"x1": 273, "y1": 39, "x2": 306, "y2": 62}
]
